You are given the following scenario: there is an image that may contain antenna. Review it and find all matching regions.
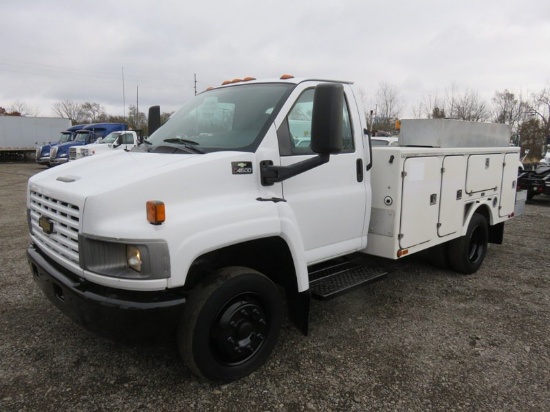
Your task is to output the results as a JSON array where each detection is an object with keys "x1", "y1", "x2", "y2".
[
  {"x1": 194, "y1": 73, "x2": 197, "y2": 96},
  {"x1": 122, "y1": 67, "x2": 126, "y2": 120}
]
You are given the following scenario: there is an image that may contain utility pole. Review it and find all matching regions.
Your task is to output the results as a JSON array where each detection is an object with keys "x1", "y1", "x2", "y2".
[{"x1": 136, "y1": 82, "x2": 139, "y2": 130}]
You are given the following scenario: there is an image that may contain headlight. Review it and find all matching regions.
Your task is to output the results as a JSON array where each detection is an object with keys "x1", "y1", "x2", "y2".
[
  {"x1": 79, "y1": 235, "x2": 170, "y2": 279},
  {"x1": 127, "y1": 245, "x2": 142, "y2": 272}
]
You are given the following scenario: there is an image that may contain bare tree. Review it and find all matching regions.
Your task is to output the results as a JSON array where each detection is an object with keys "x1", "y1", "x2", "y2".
[
  {"x1": 8, "y1": 101, "x2": 39, "y2": 117},
  {"x1": 527, "y1": 86, "x2": 550, "y2": 156},
  {"x1": 413, "y1": 91, "x2": 446, "y2": 119},
  {"x1": 52, "y1": 100, "x2": 86, "y2": 124},
  {"x1": 519, "y1": 117, "x2": 546, "y2": 160},
  {"x1": 374, "y1": 82, "x2": 403, "y2": 131},
  {"x1": 81, "y1": 102, "x2": 106, "y2": 123},
  {"x1": 126, "y1": 105, "x2": 146, "y2": 131},
  {"x1": 446, "y1": 88, "x2": 489, "y2": 122},
  {"x1": 492, "y1": 90, "x2": 528, "y2": 130},
  {"x1": 529, "y1": 87, "x2": 550, "y2": 133}
]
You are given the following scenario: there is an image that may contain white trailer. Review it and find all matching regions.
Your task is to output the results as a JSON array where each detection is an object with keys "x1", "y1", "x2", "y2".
[{"x1": 0, "y1": 116, "x2": 71, "y2": 158}]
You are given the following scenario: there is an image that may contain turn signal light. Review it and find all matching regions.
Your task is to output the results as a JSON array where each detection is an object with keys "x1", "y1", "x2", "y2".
[
  {"x1": 397, "y1": 248, "x2": 409, "y2": 258},
  {"x1": 147, "y1": 201, "x2": 165, "y2": 225}
]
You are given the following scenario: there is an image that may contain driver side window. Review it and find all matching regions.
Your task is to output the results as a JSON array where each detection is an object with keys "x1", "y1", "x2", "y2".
[{"x1": 281, "y1": 88, "x2": 354, "y2": 155}]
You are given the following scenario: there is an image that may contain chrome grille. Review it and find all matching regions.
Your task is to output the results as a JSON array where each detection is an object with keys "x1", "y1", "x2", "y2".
[
  {"x1": 69, "y1": 147, "x2": 77, "y2": 160},
  {"x1": 29, "y1": 191, "x2": 80, "y2": 264},
  {"x1": 50, "y1": 146, "x2": 58, "y2": 158},
  {"x1": 81, "y1": 148, "x2": 89, "y2": 157}
]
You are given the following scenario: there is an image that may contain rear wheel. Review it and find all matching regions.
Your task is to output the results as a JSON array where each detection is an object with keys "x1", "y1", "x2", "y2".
[
  {"x1": 179, "y1": 267, "x2": 282, "y2": 382},
  {"x1": 448, "y1": 213, "x2": 488, "y2": 274}
]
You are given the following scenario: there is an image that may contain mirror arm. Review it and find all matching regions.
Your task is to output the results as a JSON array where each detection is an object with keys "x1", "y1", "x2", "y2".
[{"x1": 260, "y1": 154, "x2": 330, "y2": 186}]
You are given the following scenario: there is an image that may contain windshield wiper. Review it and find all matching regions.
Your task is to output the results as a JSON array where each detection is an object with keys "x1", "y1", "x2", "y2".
[{"x1": 162, "y1": 138, "x2": 204, "y2": 153}]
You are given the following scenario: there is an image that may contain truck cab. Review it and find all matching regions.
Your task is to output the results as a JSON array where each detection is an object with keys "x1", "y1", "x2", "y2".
[
  {"x1": 36, "y1": 125, "x2": 84, "y2": 166},
  {"x1": 49, "y1": 123, "x2": 127, "y2": 165},
  {"x1": 71, "y1": 131, "x2": 141, "y2": 161}
]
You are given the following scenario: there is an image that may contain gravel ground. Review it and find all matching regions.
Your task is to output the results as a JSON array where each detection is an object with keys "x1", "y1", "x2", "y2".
[{"x1": 1, "y1": 161, "x2": 549, "y2": 412}]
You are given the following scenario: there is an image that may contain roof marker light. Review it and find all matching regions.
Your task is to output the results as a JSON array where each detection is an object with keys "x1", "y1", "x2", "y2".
[{"x1": 280, "y1": 74, "x2": 295, "y2": 80}]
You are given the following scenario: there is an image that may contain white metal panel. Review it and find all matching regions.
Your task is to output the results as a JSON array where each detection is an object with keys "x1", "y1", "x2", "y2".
[
  {"x1": 399, "y1": 156, "x2": 441, "y2": 249},
  {"x1": 438, "y1": 156, "x2": 466, "y2": 237},
  {"x1": 400, "y1": 119, "x2": 511, "y2": 148},
  {"x1": 465, "y1": 154, "x2": 503, "y2": 194},
  {"x1": 499, "y1": 153, "x2": 519, "y2": 217}
]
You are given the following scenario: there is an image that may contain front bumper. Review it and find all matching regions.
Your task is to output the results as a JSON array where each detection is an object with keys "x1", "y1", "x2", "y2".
[
  {"x1": 27, "y1": 243, "x2": 185, "y2": 337},
  {"x1": 36, "y1": 157, "x2": 50, "y2": 165},
  {"x1": 49, "y1": 157, "x2": 69, "y2": 166}
]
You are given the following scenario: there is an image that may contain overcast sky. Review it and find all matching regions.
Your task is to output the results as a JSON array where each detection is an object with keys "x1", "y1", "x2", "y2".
[{"x1": 1, "y1": 0, "x2": 549, "y2": 118}]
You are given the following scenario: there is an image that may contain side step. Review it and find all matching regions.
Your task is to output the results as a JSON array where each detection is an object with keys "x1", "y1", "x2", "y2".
[{"x1": 309, "y1": 256, "x2": 389, "y2": 300}]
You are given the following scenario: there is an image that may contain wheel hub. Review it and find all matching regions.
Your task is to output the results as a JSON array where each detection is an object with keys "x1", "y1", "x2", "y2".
[{"x1": 211, "y1": 295, "x2": 268, "y2": 365}]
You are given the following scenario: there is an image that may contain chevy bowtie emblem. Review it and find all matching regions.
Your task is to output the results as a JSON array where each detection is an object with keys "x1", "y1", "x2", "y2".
[
  {"x1": 38, "y1": 216, "x2": 54, "y2": 234},
  {"x1": 232, "y1": 161, "x2": 253, "y2": 175}
]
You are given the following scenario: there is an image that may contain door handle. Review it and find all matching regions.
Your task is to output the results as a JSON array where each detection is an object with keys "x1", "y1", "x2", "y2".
[{"x1": 356, "y1": 159, "x2": 364, "y2": 182}]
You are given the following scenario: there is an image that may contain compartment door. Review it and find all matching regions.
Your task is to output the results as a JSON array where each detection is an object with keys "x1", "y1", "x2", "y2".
[
  {"x1": 499, "y1": 153, "x2": 519, "y2": 217},
  {"x1": 466, "y1": 154, "x2": 503, "y2": 194},
  {"x1": 399, "y1": 157, "x2": 441, "y2": 249},
  {"x1": 438, "y1": 155, "x2": 466, "y2": 237}
]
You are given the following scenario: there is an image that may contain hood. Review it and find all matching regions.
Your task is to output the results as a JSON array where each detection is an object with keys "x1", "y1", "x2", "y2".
[
  {"x1": 30, "y1": 150, "x2": 200, "y2": 199},
  {"x1": 29, "y1": 149, "x2": 261, "y2": 238}
]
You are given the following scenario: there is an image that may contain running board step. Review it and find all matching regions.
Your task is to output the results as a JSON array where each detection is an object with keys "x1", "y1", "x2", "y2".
[{"x1": 309, "y1": 258, "x2": 388, "y2": 300}]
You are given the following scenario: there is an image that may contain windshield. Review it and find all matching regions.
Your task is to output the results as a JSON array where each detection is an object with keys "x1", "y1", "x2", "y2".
[
  {"x1": 59, "y1": 132, "x2": 72, "y2": 143},
  {"x1": 147, "y1": 83, "x2": 294, "y2": 153},
  {"x1": 101, "y1": 132, "x2": 122, "y2": 144},
  {"x1": 75, "y1": 131, "x2": 90, "y2": 142}
]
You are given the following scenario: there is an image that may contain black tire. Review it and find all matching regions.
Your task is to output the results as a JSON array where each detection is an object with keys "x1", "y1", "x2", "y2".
[
  {"x1": 448, "y1": 213, "x2": 489, "y2": 275},
  {"x1": 178, "y1": 267, "x2": 282, "y2": 382}
]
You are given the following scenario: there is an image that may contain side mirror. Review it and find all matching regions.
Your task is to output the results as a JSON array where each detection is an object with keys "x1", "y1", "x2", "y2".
[
  {"x1": 148, "y1": 106, "x2": 161, "y2": 136},
  {"x1": 311, "y1": 83, "x2": 343, "y2": 155}
]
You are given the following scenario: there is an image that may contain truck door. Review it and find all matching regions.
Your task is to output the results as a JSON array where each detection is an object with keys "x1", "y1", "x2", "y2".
[{"x1": 277, "y1": 86, "x2": 368, "y2": 263}]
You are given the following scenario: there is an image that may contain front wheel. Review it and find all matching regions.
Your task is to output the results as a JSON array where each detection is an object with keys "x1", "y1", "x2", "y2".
[
  {"x1": 448, "y1": 213, "x2": 489, "y2": 274},
  {"x1": 178, "y1": 267, "x2": 282, "y2": 382}
]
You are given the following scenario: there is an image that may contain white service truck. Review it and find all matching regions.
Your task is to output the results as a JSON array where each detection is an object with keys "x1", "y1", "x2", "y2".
[
  {"x1": 70, "y1": 130, "x2": 141, "y2": 161},
  {"x1": 27, "y1": 76, "x2": 522, "y2": 382}
]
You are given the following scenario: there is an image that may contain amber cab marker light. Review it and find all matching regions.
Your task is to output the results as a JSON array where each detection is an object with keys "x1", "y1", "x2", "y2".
[
  {"x1": 147, "y1": 201, "x2": 165, "y2": 225},
  {"x1": 397, "y1": 249, "x2": 409, "y2": 258},
  {"x1": 280, "y1": 74, "x2": 295, "y2": 80},
  {"x1": 243, "y1": 77, "x2": 256, "y2": 81}
]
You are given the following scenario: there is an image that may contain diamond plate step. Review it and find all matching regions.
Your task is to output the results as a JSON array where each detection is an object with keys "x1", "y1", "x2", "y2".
[{"x1": 308, "y1": 257, "x2": 388, "y2": 300}]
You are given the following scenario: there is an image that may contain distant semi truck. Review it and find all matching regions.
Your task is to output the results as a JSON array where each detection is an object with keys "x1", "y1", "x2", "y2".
[
  {"x1": 49, "y1": 123, "x2": 128, "y2": 166},
  {"x1": 36, "y1": 125, "x2": 85, "y2": 166}
]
